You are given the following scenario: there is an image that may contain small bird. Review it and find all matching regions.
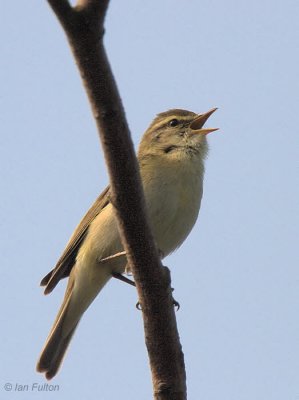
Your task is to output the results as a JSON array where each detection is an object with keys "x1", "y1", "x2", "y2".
[{"x1": 36, "y1": 108, "x2": 218, "y2": 380}]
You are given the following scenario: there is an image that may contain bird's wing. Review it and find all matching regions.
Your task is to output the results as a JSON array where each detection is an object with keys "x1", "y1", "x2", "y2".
[{"x1": 40, "y1": 186, "x2": 110, "y2": 294}]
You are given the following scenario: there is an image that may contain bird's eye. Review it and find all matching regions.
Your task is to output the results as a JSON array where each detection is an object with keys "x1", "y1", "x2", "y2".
[{"x1": 169, "y1": 119, "x2": 179, "y2": 127}]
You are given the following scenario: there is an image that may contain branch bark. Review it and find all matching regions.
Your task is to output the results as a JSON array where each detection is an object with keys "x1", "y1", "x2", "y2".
[{"x1": 46, "y1": 1, "x2": 187, "y2": 398}]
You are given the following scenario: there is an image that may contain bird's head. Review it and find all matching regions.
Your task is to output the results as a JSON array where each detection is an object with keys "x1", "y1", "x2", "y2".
[{"x1": 138, "y1": 108, "x2": 218, "y2": 161}]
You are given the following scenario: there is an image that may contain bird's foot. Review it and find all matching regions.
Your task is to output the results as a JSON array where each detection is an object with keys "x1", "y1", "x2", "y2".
[
  {"x1": 136, "y1": 288, "x2": 180, "y2": 311},
  {"x1": 171, "y1": 289, "x2": 180, "y2": 311}
]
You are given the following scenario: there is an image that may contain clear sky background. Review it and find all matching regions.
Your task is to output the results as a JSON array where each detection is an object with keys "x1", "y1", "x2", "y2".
[{"x1": 1, "y1": 1, "x2": 298, "y2": 399}]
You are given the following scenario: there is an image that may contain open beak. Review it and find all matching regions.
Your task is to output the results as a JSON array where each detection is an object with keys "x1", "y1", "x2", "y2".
[{"x1": 190, "y1": 107, "x2": 218, "y2": 135}]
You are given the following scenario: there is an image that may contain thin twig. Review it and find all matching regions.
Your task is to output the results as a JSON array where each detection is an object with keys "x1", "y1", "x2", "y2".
[{"x1": 98, "y1": 250, "x2": 127, "y2": 263}]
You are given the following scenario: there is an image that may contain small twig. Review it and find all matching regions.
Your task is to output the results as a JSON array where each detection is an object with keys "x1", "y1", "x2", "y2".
[{"x1": 98, "y1": 251, "x2": 126, "y2": 264}]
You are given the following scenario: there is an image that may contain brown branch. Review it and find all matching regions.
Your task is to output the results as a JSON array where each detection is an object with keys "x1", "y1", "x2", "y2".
[{"x1": 46, "y1": 1, "x2": 187, "y2": 398}]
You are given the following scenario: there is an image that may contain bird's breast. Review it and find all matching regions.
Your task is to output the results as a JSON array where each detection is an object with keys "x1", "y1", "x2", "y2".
[{"x1": 142, "y1": 157, "x2": 204, "y2": 256}]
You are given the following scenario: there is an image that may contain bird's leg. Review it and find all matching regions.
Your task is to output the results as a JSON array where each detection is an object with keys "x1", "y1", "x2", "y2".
[
  {"x1": 107, "y1": 250, "x2": 179, "y2": 311},
  {"x1": 112, "y1": 272, "x2": 135, "y2": 287},
  {"x1": 99, "y1": 251, "x2": 135, "y2": 286}
]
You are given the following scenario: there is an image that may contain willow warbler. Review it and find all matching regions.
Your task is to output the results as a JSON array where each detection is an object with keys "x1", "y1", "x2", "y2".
[{"x1": 36, "y1": 107, "x2": 218, "y2": 379}]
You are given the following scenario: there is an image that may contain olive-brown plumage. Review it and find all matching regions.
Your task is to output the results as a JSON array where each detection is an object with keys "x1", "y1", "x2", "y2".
[{"x1": 37, "y1": 108, "x2": 217, "y2": 379}]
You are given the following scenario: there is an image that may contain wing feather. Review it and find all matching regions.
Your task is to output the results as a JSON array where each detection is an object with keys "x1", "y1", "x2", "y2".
[{"x1": 41, "y1": 186, "x2": 110, "y2": 294}]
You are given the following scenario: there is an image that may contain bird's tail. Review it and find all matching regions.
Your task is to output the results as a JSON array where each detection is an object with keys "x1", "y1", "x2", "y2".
[{"x1": 36, "y1": 267, "x2": 111, "y2": 380}]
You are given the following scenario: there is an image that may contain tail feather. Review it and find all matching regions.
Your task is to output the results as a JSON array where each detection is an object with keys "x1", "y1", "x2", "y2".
[
  {"x1": 37, "y1": 266, "x2": 112, "y2": 379},
  {"x1": 36, "y1": 280, "x2": 78, "y2": 379},
  {"x1": 39, "y1": 325, "x2": 78, "y2": 380}
]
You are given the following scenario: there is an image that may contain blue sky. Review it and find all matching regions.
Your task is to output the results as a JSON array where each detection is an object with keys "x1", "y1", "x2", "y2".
[{"x1": 1, "y1": 1, "x2": 298, "y2": 399}]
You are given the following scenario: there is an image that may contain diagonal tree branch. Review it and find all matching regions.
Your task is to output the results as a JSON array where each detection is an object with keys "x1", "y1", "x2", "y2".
[{"x1": 46, "y1": 1, "x2": 187, "y2": 398}]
